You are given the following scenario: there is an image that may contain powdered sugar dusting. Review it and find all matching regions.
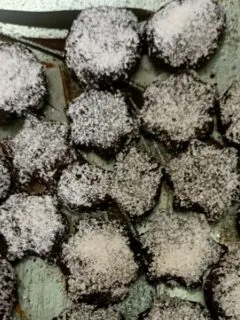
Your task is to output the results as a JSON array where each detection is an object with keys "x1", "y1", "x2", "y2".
[
  {"x1": 0, "y1": 194, "x2": 66, "y2": 260},
  {"x1": 147, "y1": 0, "x2": 225, "y2": 68},
  {"x1": 0, "y1": 43, "x2": 46, "y2": 115},
  {"x1": 68, "y1": 90, "x2": 135, "y2": 152},
  {"x1": 206, "y1": 251, "x2": 240, "y2": 319},
  {"x1": 62, "y1": 217, "x2": 138, "y2": 303},
  {"x1": 144, "y1": 298, "x2": 211, "y2": 320},
  {"x1": 0, "y1": 259, "x2": 16, "y2": 319},
  {"x1": 139, "y1": 210, "x2": 222, "y2": 286},
  {"x1": 169, "y1": 140, "x2": 239, "y2": 221},
  {"x1": 66, "y1": 6, "x2": 140, "y2": 85},
  {"x1": 0, "y1": 158, "x2": 10, "y2": 201},
  {"x1": 220, "y1": 82, "x2": 240, "y2": 145},
  {"x1": 55, "y1": 304, "x2": 121, "y2": 320},
  {"x1": 140, "y1": 73, "x2": 215, "y2": 150},
  {"x1": 57, "y1": 162, "x2": 111, "y2": 211},
  {"x1": 111, "y1": 146, "x2": 162, "y2": 218},
  {"x1": 10, "y1": 116, "x2": 70, "y2": 186}
]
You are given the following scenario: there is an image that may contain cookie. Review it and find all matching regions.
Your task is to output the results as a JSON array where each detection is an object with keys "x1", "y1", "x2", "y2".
[{"x1": 0, "y1": 156, "x2": 11, "y2": 202}]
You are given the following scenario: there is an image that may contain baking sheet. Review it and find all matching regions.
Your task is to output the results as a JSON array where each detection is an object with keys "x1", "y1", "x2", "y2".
[{"x1": 0, "y1": 0, "x2": 239, "y2": 319}]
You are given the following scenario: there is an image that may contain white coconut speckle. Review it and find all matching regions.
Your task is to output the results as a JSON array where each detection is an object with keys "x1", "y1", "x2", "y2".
[
  {"x1": 205, "y1": 251, "x2": 240, "y2": 320},
  {"x1": 0, "y1": 158, "x2": 11, "y2": 201},
  {"x1": 62, "y1": 216, "x2": 138, "y2": 304},
  {"x1": 65, "y1": 6, "x2": 141, "y2": 86},
  {"x1": 54, "y1": 304, "x2": 121, "y2": 320},
  {"x1": 220, "y1": 81, "x2": 240, "y2": 145},
  {"x1": 111, "y1": 146, "x2": 162, "y2": 218},
  {"x1": 0, "y1": 42, "x2": 46, "y2": 117},
  {"x1": 10, "y1": 116, "x2": 70, "y2": 186},
  {"x1": 0, "y1": 194, "x2": 66, "y2": 261},
  {"x1": 169, "y1": 140, "x2": 239, "y2": 222},
  {"x1": 140, "y1": 73, "x2": 215, "y2": 150},
  {"x1": 139, "y1": 210, "x2": 223, "y2": 286},
  {"x1": 144, "y1": 298, "x2": 211, "y2": 320},
  {"x1": 0, "y1": 259, "x2": 16, "y2": 320},
  {"x1": 146, "y1": 0, "x2": 225, "y2": 68},
  {"x1": 57, "y1": 162, "x2": 111, "y2": 211},
  {"x1": 68, "y1": 90, "x2": 135, "y2": 153}
]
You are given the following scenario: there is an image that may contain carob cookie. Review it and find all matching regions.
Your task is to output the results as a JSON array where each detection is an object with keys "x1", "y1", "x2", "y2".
[
  {"x1": 220, "y1": 81, "x2": 240, "y2": 146},
  {"x1": 65, "y1": 6, "x2": 141, "y2": 87},
  {"x1": 142, "y1": 297, "x2": 211, "y2": 320},
  {"x1": 138, "y1": 210, "x2": 223, "y2": 286},
  {"x1": 0, "y1": 258, "x2": 16, "y2": 320},
  {"x1": 57, "y1": 162, "x2": 111, "y2": 212},
  {"x1": 146, "y1": 0, "x2": 225, "y2": 69},
  {"x1": 61, "y1": 215, "x2": 138, "y2": 305},
  {"x1": 204, "y1": 250, "x2": 240, "y2": 320},
  {"x1": 0, "y1": 194, "x2": 67, "y2": 261},
  {"x1": 7, "y1": 116, "x2": 71, "y2": 189},
  {"x1": 110, "y1": 146, "x2": 162, "y2": 218},
  {"x1": 0, "y1": 156, "x2": 11, "y2": 202},
  {"x1": 169, "y1": 140, "x2": 239, "y2": 222},
  {"x1": 140, "y1": 73, "x2": 215, "y2": 151},
  {"x1": 53, "y1": 304, "x2": 122, "y2": 320},
  {"x1": 68, "y1": 90, "x2": 135, "y2": 155},
  {"x1": 0, "y1": 42, "x2": 46, "y2": 123}
]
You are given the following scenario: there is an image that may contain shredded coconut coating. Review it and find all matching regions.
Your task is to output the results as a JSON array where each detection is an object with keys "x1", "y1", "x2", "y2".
[
  {"x1": 0, "y1": 42, "x2": 46, "y2": 116},
  {"x1": 205, "y1": 251, "x2": 240, "y2": 320},
  {"x1": 144, "y1": 298, "x2": 211, "y2": 320},
  {"x1": 111, "y1": 146, "x2": 162, "y2": 218},
  {"x1": 146, "y1": 0, "x2": 225, "y2": 68},
  {"x1": 169, "y1": 140, "x2": 239, "y2": 222},
  {"x1": 0, "y1": 259, "x2": 16, "y2": 320},
  {"x1": 54, "y1": 304, "x2": 121, "y2": 320},
  {"x1": 0, "y1": 194, "x2": 66, "y2": 261},
  {"x1": 57, "y1": 162, "x2": 111, "y2": 211},
  {"x1": 65, "y1": 6, "x2": 141, "y2": 86},
  {"x1": 10, "y1": 116, "x2": 70, "y2": 186},
  {"x1": 68, "y1": 90, "x2": 135, "y2": 153},
  {"x1": 0, "y1": 157, "x2": 11, "y2": 201},
  {"x1": 139, "y1": 210, "x2": 223, "y2": 286},
  {"x1": 62, "y1": 216, "x2": 138, "y2": 304},
  {"x1": 220, "y1": 82, "x2": 240, "y2": 145},
  {"x1": 140, "y1": 73, "x2": 215, "y2": 150}
]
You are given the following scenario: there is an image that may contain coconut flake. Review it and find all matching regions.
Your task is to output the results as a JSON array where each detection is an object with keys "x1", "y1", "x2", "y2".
[
  {"x1": 0, "y1": 42, "x2": 46, "y2": 115},
  {"x1": 169, "y1": 140, "x2": 239, "y2": 221},
  {"x1": 0, "y1": 194, "x2": 66, "y2": 260},
  {"x1": 139, "y1": 210, "x2": 223, "y2": 286},
  {"x1": 0, "y1": 158, "x2": 10, "y2": 201},
  {"x1": 140, "y1": 73, "x2": 215, "y2": 150},
  {"x1": 62, "y1": 216, "x2": 138, "y2": 304},
  {"x1": 146, "y1": 0, "x2": 225, "y2": 68},
  {"x1": 65, "y1": 6, "x2": 141, "y2": 85}
]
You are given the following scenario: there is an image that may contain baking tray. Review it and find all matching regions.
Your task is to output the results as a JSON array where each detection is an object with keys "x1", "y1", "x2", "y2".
[{"x1": 0, "y1": 0, "x2": 239, "y2": 319}]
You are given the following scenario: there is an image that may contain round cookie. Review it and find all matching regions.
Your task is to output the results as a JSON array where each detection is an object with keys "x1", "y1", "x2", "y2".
[
  {"x1": 0, "y1": 258, "x2": 16, "y2": 320},
  {"x1": 57, "y1": 162, "x2": 111, "y2": 212},
  {"x1": 142, "y1": 297, "x2": 211, "y2": 320},
  {"x1": 169, "y1": 140, "x2": 239, "y2": 222},
  {"x1": 220, "y1": 81, "x2": 240, "y2": 146},
  {"x1": 68, "y1": 90, "x2": 135, "y2": 155},
  {"x1": 140, "y1": 73, "x2": 215, "y2": 151},
  {"x1": 8, "y1": 116, "x2": 71, "y2": 188},
  {"x1": 53, "y1": 304, "x2": 121, "y2": 320},
  {"x1": 204, "y1": 250, "x2": 240, "y2": 320},
  {"x1": 0, "y1": 156, "x2": 11, "y2": 202},
  {"x1": 110, "y1": 146, "x2": 162, "y2": 218},
  {"x1": 138, "y1": 210, "x2": 223, "y2": 286},
  {"x1": 146, "y1": 0, "x2": 225, "y2": 69},
  {"x1": 65, "y1": 6, "x2": 141, "y2": 87},
  {"x1": 0, "y1": 194, "x2": 67, "y2": 261},
  {"x1": 0, "y1": 42, "x2": 46, "y2": 123},
  {"x1": 62, "y1": 216, "x2": 138, "y2": 305}
]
